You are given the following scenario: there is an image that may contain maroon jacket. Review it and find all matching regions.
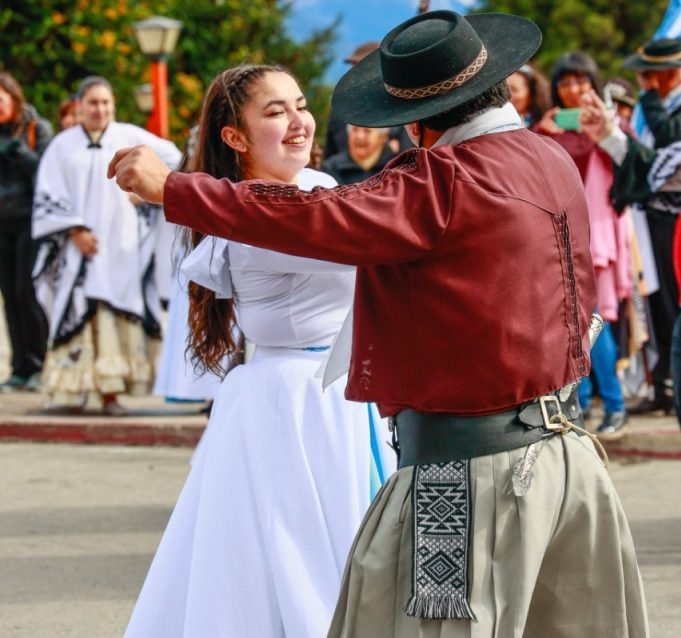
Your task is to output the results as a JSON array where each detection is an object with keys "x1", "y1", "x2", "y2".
[{"x1": 165, "y1": 128, "x2": 596, "y2": 416}]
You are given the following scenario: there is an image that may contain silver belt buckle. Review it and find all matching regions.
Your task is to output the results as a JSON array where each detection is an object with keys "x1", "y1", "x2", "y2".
[{"x1": 539, "y1": 395, "x2": 563, "y2": 430}]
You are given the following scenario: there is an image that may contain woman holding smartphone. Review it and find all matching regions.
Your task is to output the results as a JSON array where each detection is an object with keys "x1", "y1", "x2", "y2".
[{"x1": 535, "y1": 52, "x2": 632, "y2": 440}]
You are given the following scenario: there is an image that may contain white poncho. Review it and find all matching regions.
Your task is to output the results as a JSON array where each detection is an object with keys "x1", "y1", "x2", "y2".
[{"x1": 32, "y1": 122, "x2": 181, "y2": 343}]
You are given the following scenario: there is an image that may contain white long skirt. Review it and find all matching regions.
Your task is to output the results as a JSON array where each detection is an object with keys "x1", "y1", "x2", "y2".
[{"x1": 125, "y1": 346, "x2": 394, "y2": 638}]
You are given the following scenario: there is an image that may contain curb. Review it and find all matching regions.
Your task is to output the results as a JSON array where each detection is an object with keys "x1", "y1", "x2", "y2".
[
  {"x1": 602, "y1": 424, "x2": 681, "y2": 461},
  {"x1": 0, "y1": 416, "x2": 206, "y2": 447},
  {"x1": 1, "y1": 413, "x2": 680, "y2": 459}
]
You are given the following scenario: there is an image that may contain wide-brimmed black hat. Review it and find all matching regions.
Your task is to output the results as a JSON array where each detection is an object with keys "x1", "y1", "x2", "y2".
[
  {"x1": 623, "y1": 38, "x2": 681, "y2": 71},
  {"x1": 331, "y1": 11, "x2": 542, "y2": 127}
]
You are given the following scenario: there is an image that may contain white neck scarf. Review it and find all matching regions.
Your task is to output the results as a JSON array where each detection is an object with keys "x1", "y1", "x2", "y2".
[{"x1": 431, "y1": 102, "x2": 522, "y2": 147}]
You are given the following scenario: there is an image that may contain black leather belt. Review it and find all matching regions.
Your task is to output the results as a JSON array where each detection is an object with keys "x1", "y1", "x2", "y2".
[{"x1": 393, "y1": 389, "x2": 584, "y2": 469}]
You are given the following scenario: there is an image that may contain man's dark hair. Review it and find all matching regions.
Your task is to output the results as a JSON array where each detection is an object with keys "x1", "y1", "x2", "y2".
[{"x1": 419, "y1": 81, "x2": 511, "y2": 131}]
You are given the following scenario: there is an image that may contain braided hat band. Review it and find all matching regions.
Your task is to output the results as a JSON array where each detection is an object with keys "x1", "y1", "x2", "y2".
[
  {"x1": 637, "y1": 46, "x2": 681, "y2": 64},
  {"x1": 384, "y1": 46, "x2": 488, "y2": 100}
]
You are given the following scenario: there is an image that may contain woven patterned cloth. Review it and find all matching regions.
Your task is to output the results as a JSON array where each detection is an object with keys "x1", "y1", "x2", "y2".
[{"x1": 405, "y1": 461, "x2": 477, "y2": 620}]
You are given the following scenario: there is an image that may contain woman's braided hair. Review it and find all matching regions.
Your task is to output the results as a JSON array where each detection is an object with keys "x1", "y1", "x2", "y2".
[{"x1": 185, "y1": 64, "x2": 288, "y2": 376}]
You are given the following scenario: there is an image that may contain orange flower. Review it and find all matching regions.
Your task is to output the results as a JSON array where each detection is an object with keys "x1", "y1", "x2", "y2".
[
  {"x1": 99, "y1": 30, "x2": 116, "y2": 49},
  {"x1": 72, "y1": 41, "x2": 87, "y2": 56}
]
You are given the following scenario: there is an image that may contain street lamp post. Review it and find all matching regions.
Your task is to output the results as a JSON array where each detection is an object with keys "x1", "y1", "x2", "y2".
[{"x1": 132, "y1": 16, "x2": 183, "y2": 138}]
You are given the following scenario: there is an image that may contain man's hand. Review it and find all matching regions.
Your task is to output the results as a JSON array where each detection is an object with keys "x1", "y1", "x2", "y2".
[
  {"x1": 580, "y1": 90, "x2": 614, "y2": 144},
  {"x1": 107, "y1": 145, "x2": 170, "y2": 204},
  {"x1": 70, "y1": 228, "x2": 98, "y2": 257}
]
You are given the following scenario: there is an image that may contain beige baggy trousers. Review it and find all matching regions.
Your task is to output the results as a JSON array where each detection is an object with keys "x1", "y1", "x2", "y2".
[{"x1": 328, "y1": 432, "x2": 649, "y2": 638}]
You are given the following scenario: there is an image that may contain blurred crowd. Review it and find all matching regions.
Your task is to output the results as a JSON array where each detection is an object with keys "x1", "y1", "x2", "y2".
[{"x1": 2, "y1": 34, "x2": 681, "y2": 439}]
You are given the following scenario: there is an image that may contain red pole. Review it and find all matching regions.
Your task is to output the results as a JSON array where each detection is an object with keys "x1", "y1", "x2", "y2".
[{"x1": 149, "y1": 59, "x2": 169, "y2": 138}]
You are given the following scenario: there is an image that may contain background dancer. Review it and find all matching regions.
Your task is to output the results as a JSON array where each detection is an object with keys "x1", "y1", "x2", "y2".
[{"x1": 32, "y1": 76, "x2": 181, "y2": 414}]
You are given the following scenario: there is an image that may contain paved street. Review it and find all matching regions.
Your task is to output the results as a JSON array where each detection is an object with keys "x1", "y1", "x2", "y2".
[
  {"x1": 0, "y1": 442, "x2": 679, "y2": 637},
  {"x1": 0, "y1": 443, "x2": 191, "y2": 638}
]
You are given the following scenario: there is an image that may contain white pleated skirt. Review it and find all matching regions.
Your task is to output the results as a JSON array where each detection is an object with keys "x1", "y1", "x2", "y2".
[{"x1": 125, "y1": 345, "x2": 394, "y2": 638}]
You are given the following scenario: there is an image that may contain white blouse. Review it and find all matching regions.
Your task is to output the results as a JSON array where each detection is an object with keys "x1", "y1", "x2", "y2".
[
  {"x1": 182, "y1": 168, "x2": 354, "y2": 349},
  {"x1": 229, "y1": 241, "x2": 354, "y2": 348}
]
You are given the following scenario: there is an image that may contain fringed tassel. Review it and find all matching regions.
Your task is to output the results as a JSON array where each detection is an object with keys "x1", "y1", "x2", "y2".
[{"x1": 404, "y1": 593, "x2": 477, "y2": 621}]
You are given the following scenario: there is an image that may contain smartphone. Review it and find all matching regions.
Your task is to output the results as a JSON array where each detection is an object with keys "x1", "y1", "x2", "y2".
[{"x1": 553, "y1": 108, "x2": 582, "y2": 131}]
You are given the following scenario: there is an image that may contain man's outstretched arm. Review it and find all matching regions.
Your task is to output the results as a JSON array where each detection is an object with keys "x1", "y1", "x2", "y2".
[{"x1": 108, "y1": 145, "x2": 453, "y2": 266}]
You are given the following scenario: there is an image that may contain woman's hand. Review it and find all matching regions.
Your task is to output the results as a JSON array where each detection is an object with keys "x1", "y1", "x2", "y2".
[
  {"x1": 70, "y1": 228, "x2": 98, "y2": 257},
  {"x1": 580, "y1": 90, "x2": 614, "y2": 144},
  {"x1": 534, "y1": 106, "x2": 563, "y2": 135}
]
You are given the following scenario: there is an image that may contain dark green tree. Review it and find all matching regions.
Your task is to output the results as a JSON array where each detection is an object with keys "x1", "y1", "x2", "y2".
[
  {"x1": 0, "y1": 0, "x2": 337, "y2": 144},
  {"x1": 476, "y1": 0, "x2": 669, "y2": 82}
]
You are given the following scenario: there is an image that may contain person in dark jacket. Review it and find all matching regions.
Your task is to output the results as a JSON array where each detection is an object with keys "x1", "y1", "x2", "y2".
[
  {"x1": 322, "y1": 124, "x2": 395, "y2": 184},
  {"x1": 0, "y1": 72, "x2": 52, "y2": 391},
  {"x1": 598, "y1": 38, "x2": 681, "y2": 415},
  {"x1": 324, "y1": 41, "x2": 412, "y2": 159}
]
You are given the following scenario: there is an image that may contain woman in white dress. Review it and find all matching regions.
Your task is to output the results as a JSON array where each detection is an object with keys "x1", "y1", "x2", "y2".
[{"x1": 124, "y1": 65, "x2": 394, "y2": 638}]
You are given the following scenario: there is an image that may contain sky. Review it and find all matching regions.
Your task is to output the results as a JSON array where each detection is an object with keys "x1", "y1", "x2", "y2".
[{"x1": 285, "y1": 0, "x2": 478, "y2": 84}]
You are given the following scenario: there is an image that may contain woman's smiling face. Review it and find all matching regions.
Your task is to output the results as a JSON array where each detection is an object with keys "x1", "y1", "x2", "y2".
[{"x1": 234, "y1": 71, "x2": 315, "y2": 184}]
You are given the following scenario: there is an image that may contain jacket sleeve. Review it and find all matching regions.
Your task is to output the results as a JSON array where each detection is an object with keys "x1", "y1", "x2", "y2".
[
  {"x1": 640, "y1": 90, "x2": 681, "y2": 149},
  {"x1": 164, "y1": 149, "x2": 453, "y2": 266}
]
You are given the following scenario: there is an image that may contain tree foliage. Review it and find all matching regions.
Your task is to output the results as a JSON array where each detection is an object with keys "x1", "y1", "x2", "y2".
[
  {"x1": 0, "y1": 0, "x2": 337, "y2": 144},
  {"x1": 475, "y1": 0, "x2": 670, "y2": 83}
]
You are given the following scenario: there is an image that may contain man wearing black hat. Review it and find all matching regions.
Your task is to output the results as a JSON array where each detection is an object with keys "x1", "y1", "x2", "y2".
[
  {"x1": 110, "y1": 11, "x2": 649, "y2": 637},
  {"x1": 624, "y1": 38, "x2": 681, "y2": 149}
]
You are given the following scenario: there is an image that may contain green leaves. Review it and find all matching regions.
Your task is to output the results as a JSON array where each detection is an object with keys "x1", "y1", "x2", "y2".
[
  {"x1": 1, "y1": 0, "x2": 336, "y2": 144},
  {"x1": 476, "y1": 0, "x2": 669, "y2": 84}
]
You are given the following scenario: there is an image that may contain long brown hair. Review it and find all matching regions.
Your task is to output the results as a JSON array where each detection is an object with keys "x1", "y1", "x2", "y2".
[
  {"x1": 0, "y1": 72, "x2": 26, "y2": 131},
  {"x1": 186, "y1": 64, "x2": 287, "y2": 376}
]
